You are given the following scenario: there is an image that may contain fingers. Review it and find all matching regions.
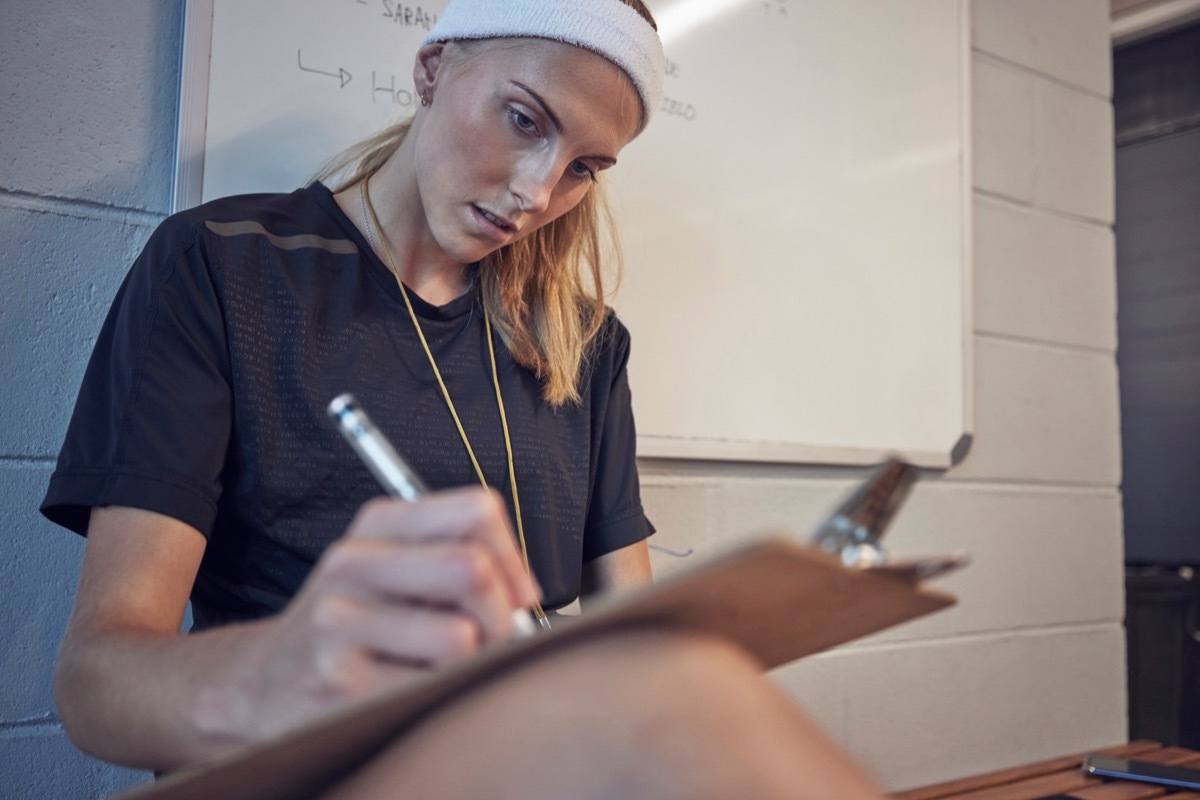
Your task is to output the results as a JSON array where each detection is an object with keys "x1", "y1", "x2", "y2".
[
  {"x1": 312, "y1": 592, "x2": 507, "y2": 668},
  {"x1": 346, "y1": 488, "x2": 540, "y2": 610},
  {"x1": 318, "y1": 538, "x2": 520, "y2": 645},
  {"x1": 242, "y1": 488, "x2": 539, "y2": 738}
]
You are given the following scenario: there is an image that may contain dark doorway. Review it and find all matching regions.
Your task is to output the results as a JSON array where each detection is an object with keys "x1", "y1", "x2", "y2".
[{"x1": 1115, "y1": 21, "x2": 1200, "y2": 747}]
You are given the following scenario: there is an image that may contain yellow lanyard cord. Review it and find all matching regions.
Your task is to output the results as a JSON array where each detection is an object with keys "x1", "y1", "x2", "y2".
[{"x1": 359, "y1": 179, "x2": 548, "y2": 627}]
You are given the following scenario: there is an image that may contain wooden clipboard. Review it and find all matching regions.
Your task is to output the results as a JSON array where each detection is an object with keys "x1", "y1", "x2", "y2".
[{"x1": 115, "y1": 538, "x2": 957, "y2": 800}]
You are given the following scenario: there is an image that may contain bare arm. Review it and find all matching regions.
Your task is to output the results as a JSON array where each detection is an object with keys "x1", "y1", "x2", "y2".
[
  {"x1": 56, "y1": 506, "x2": 234, "y2": 768},
  {"x1": 56, "y1": 490, "x2": 538, "y2": 772},
  {"x1": 579, "y1": 539, "x2": 652, "y2": 609}
]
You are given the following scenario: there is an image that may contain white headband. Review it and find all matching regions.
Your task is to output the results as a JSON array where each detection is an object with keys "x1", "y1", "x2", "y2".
[{"x1": 422, "y1": 0, "x2": 665, "y2": 129}]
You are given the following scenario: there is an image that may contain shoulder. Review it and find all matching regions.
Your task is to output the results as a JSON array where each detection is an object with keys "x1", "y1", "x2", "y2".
[
  {"x1": 179, "y1": 183, "x2": 342, "y2": 241},
  {"x1": 594, "y1": 308, "x2": 632, "y2": 357},
  {"x1": 137, "y1": 184, "x2": 337, "y2": 275},
  {"x1": 148, "y1": 184, "x2": 357, "y2": 290},
  {"x1": 582, "y1": 308, "x2": 634, "y2": 384}
]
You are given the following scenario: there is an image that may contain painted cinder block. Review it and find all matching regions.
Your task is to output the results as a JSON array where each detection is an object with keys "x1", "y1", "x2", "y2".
[
  {"x1": 951, "y1": 336, "x2": 1120, "y2": 486},
  {"x1": 973, "y1": 0, "x2": 1112, "y2": 97},
  {"x1": 0, "y1": 732, "x2": 147, "y2": 800},
  {"x1": 0, "y1": 3, "x2": 182, "y2": 213},
  {"x1": 1028, "y1": 0, "x2": 1113, "y2": 97},
  {"x1": 0, "y1": 463, "x2": 84, "y2": 720},
  {"x1": 644, "y1": 471, "x2": 880, "y2": 577},
  {"x1": 973, "y1": 59, "x2": 1114, "y2": 222},
  {"x1": 643, "y1": 472, "x2": 1122, "y2": 643},
  {"x1": 974, "y1": 196, "x2": 1117, "y2": 350},
  {"x1": 972, "y1": 0, "x2": 1039, "y2": 68},
  {"x1": 859, "y1": 482, "x2": 1124, "y2": 642},
  {"x1": 640, "y1": 474, "x2": 729, "y2": 577},
  {"x1": 1034, "y1": 78, "x2": 1115, "y2": 223},
  {"x1": 0, "y1": 1, "x2": 1127, "y2": 793},
  {"x1": 973, "y1": 57, "x2": 1036, "y2": 203},
  {"x1": 772, "y1": 626, "x2": 1128, "y2": 791},
  {"x1": 0, "y1": 205, "x2": 155, "y2": 458}
]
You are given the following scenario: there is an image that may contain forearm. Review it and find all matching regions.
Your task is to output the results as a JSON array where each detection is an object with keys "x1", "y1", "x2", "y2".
[
  {"x1": 58, "y1": 493, "x2": 537, "y2": 773},
  {"x1": 56, "y1": 619, "x2": 269, "y2": 772},
  {"x1": 580, "y1": 539, "x2": 652, "y2": 609}
]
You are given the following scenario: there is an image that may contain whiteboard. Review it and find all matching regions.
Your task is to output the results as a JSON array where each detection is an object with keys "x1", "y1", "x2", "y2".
[{"x1": 176, "y1": 0, "x2": 973, "y2": 467}]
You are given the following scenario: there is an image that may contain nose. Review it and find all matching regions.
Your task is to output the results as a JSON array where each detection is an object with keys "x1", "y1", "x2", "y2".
[{"x1": 509, "y1": 153, "x2": 558, "y2": 216}]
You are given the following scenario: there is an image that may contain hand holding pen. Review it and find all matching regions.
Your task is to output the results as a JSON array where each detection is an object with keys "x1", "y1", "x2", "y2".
[
  {"x1": 205, "y1": 398, "x2": 542, "y2": 742},
  {"x1": 328, "y1": 393, "x2": 541, "y2": 638}
]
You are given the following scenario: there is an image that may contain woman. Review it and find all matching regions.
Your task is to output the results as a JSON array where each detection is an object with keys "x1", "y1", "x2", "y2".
[
  {"x1": 42, "y1": 0, "x2": 660, "y2": 772},
  {"x1": 40, "y1": 2, "x2": 888, "y2": 796}
]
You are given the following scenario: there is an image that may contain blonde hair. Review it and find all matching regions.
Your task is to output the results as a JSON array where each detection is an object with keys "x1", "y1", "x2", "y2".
[
  {"x1": 316, "y1": 120, "x2": 615, "y2": 406},
  {"x1": 316, "y1": 0, "x2": 656, "y2": 405}
]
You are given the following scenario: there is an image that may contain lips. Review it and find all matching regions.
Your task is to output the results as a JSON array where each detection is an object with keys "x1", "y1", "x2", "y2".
[
  {"x1": 477, "y1": 206, "x2": 515, "y2": 231},
  {"x1": 471, "y1": 205, "x2": 518, "y2": 244}
]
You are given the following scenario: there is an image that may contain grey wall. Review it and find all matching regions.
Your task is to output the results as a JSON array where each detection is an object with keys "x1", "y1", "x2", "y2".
[
  {"x1": 0, "y1": 0, "x2": 1123, "y2": 796},
  {"x1": 0, "y1": 3, "x2": 183, "y2": 796},
  {"x1": 645, "y1": 1, "x2": 1124, "y2": 790}
]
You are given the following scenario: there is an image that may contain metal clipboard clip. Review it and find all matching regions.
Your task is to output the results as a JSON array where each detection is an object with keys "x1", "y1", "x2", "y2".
[{"x1": 809, "y1": 458, "x2": 969, "y2": 583}]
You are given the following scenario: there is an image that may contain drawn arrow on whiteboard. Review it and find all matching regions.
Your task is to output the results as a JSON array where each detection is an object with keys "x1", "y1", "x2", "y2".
[{"x1": 297, "y1": 50, "x2": 352, "y2": 88}]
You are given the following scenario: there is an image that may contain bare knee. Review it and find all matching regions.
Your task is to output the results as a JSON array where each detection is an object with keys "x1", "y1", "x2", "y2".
[
  {"x1": 323, "y1": 627, "x2": 884, "y2": 800},
  {"x1": 559, "y1": 628, "x2": 885, "y2": 800}
]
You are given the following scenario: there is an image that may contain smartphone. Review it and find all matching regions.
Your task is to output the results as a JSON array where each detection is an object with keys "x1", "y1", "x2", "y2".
[{"x1": 1082, "y1": 754, "x2": 1200, "y2": 790}]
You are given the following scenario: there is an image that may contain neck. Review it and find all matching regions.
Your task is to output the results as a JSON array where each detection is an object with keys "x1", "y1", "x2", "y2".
[{"x1": 337, "y1": 142, "x2": 470, "y2": 307}]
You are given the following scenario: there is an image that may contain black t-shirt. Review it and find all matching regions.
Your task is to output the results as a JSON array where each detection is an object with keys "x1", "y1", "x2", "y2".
[{"x1": 41, "y1": 183, "x2": 653, "y2": 629}]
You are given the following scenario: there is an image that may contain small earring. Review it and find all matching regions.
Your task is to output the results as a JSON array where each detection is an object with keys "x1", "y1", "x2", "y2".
[{"x1": 420, "y1": 93, "x2": 429, "y2": 107}]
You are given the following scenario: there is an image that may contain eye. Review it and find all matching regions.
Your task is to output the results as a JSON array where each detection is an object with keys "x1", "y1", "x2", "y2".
[
  {"x1": 507, "y1": 106, "x2": 539, "y2": 135},
  {"x1": 570, "y1": 159, "x2": 598, "y2": 183}
]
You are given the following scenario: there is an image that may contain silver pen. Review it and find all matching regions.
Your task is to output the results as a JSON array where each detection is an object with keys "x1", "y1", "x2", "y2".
[{"x1": 327, "y1": 393, "x2": 539, "y2": 639}]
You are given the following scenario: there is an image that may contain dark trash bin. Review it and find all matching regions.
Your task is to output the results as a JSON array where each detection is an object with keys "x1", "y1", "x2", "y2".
[{"x1": 1126, "y1": 565, "x2": 1200, "y2": 747}]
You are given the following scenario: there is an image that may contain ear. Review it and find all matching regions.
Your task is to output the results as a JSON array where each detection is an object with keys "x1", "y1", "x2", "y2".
[{"x1": 413, "y1": 42, "x2": 447, "y2": 103}]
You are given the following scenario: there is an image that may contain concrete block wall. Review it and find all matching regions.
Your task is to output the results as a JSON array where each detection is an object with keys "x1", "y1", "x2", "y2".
[
  {"x1": 0, "y1": 0, "x2": 1122, "y2": 796},
  {"x1": 645, "y1": 0, "x2": 1124, "y2": 791},
  {"x1": 0, "y1": 3, "x2": 182, "y2": 796}
]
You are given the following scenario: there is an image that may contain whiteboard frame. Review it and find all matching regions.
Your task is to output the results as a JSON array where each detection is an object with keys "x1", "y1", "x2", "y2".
[
  {"x1": 174, "y1": 0, "x2": 975, "y2": 469},
  {"x1": 174, "y1": 0, "x2": 214, "y2": 214}
]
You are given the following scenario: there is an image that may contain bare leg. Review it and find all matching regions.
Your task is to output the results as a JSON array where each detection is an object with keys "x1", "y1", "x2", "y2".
[{"x1": 322, "y1": 628, "x2": 885, "y2": 800}]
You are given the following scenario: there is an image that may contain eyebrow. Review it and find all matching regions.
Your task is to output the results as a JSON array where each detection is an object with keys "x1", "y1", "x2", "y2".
[{"x1": 511, "y1": 81, "x2": 618, "y2": 167}]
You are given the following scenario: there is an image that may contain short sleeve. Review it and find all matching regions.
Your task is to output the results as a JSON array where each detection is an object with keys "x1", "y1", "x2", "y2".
[
  {"x1": 581, "y1": 318, "x2": 655, "y2": 561},
  {"x1": 40, "y1": 217, "x2": 233, "y2": 537}
]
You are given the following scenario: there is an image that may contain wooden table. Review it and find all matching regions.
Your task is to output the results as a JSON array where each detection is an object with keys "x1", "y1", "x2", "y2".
[{"x1": 892, "y1": 742, "x2": 1200, "y2": 799}]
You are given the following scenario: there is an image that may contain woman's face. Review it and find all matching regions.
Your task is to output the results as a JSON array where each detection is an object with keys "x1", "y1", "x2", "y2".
[{"x1": 412, "y1": 38, "x2": 643, "y2": 264}]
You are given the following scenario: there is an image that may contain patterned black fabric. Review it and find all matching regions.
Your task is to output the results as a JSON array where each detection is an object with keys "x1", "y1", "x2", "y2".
[{"x1": 42, "y1": 183, "x2": 653, "y2": 629}]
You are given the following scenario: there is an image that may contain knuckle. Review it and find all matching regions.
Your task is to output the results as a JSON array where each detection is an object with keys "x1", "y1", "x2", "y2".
[
  {"x1": 483, "y1": 488, "x2": 509, "y2": 520},
  {"x1": 310, "y1": 593, "x2": 359, "y2": 632},
  {"x1": 349, "y1": 496, "x2": 393, "y2": 533},
  {"x1": 313, "y1": 648, "x2": 361, "y2": 698},
  {"x1": 454, "y1": 546, "x2": 499, "y2": 593},
  {"x1": 437, "y1": 615, "x2": 482, "y2": 658},
  {"x1": 460, "y1": 486, "x2": 502, "y2": 525},
  {"x1": 360, "y1": 495, "x2": 392, "y2": 518},
  {"x1": 319, "y1": 540, "x2": 370, "y2": 580}
]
